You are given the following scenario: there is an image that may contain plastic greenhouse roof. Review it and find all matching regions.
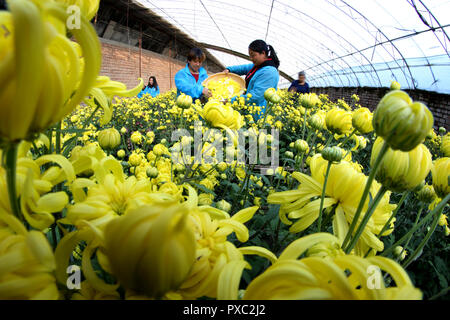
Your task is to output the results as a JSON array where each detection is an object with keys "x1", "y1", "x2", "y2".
[{"x1": 135, "y1": 0, "x2": 450, "y2": 93}]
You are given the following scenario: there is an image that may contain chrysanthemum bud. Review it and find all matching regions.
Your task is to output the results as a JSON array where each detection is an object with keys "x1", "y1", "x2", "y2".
[
  {"x1": 371, "y1": 137, "x2": 432, "y2": 192},
  {"x1": 416, "y1": 185, "x2": 436, "y2": 204},
  {"x1": 146, "y1": 167, "x2": 159, "y2": 179},
  {"x1": 321, "y1": 146, "x2": 343, "y2": 163},
  {"x1": 130, "y1": 131, "x2": 143, "y2": 144},
  {"x1": 352, "y1": 108, "x2": 373, "y2": 134},
  {"x1": 439, "y1": 127, "x2": 447, "y2": 135},
  {"x1": 373, "y1": 90, "x2": 434, "y2": 151},
  {"x1": 104, "y1": 204, "x2": 196, "y2": 298},
  {"x1": 431, "y1": 157, "x2": 450, "y2": 199},
  {"x1": 393, "y1": 246, "x2": 407, "y2": 261},
  {"x1": 294, "y1": 139, "x2": 309, "y2": 154},
  {"x1": 176, "y1": 94, "x2": 193, "y2": 109},
  {"x1": 117, "y1": 149, "x2": 125, "y2": 158},
  {"x1": 98, "y1": 128, "x2": 121, "y2": 150},
  {"x1": 441, "y1": 134, "x2": 450, "y2": 157},
  {"x1": 390, "y1": 81, "x2": 401, "y2": 90},
  {"x1": 285, "y1": 151, "x2": 294, "y2": 159},
  {"x1": 153, "y1": 144, "x2": 167, "y2": 157},
  {"x1": 308, "y1": 114, "x2": 324, "y2": 131},
  {"x1": 216, "y1": 200, "x2": 232, "y2": 213},
  {"x1": 264, "y1": 88, "x2": 281, "y2": 104},
  {"x1": 325, "y1": 108, "x2": 353, "y2": 135},
  {"x1": 300, "y1": 93, "x2": 320, "y2": 109},
  {"x1": 128, "y1": 153, "x2": 141, "y2": 166}
]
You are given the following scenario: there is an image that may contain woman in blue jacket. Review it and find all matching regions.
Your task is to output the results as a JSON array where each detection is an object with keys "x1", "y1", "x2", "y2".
[
  {"x1": 138, "y1": 76, "x2": 160, "y2": 98},
  {"x1": 224, "y1": 40, "x2": 280, "y2": 120},
  {"x1": 175, "y1": 48, "x2": 211, "y2": 101}
]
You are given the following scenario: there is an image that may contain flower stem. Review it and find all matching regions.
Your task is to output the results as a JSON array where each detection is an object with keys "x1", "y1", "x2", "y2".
[
  {"x1": 402, "y1": 205, "x2": 443, "y2": 269},
  {"x1": 301, "y1": 112, "x2": 307, "y2": 140},
  {"x1": 180, "y1": 108, "x2": 185, "y2": 128},
  {"x1": 2, "y1": 143, "x2": 24, "y2": 222},
  {"x1": 55, "y1": 121, "x2": 62, "y2": 154},
  {"x1": 397, "y1": 203, "x2": 424, "y2": 263},
  {"x1": 317, "y1": 161, "x2": 332, "y2": 232},
  {"x1": 345, "y1": 185, "x2": 388, "y2": 254},
  {"x1": 324, "y1": 134, "x2": 333, "y2": 149},
  {"x1": 382, "y1": 193, "x2": 450, "y2": 257},
  {"x1": 338, "y1": 129, "x2": 357, "y2": 148},
  {"x1": 342, "y1": 140, "x2": 389, "y2": 249},
  {"x1": 364, "y1": 191, "x2": 409, "y2": 258}
]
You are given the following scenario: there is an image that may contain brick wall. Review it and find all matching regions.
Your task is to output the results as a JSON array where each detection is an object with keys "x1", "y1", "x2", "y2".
[
  {"x1": 100, "y1": 38, "x2": 209, "y2": 94},
  {"x1": 311, "y1": 87, "x2": 450, "y2": 130}
]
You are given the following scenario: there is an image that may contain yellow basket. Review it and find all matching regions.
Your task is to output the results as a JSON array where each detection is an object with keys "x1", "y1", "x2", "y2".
[{"x1": 202, "y1": 72, "x2": 246, "y2": 96}]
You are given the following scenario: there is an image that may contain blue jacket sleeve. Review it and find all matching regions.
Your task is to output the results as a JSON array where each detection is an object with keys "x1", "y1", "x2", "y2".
[
  {"x1": 227, "y1": 64, "x2": 254, "y2": 76},
  {"x1": 137, "y1": 87, "x2": 147, "y2": 98},
  {"x1": 175, "y1": 71, "x2": 204, "y2": 99},
  {"x1": 155, "y1": 86, "x2": 160, "y2": 96},
  {"x1": 240, "y1": 68, "x2": 279, "y2": 106}
]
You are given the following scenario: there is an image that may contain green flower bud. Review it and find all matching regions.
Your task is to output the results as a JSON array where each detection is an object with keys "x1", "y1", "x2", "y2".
[
  {"x1": 98, "y1": 128, "x2": 121, "y2": 150},
  {"x1": 439, "y1": 127, "x2": 447, "y2": 135},
  {"x1": 176, "y1": 94, "x2": 193, "y2": 109},
  {"x1": 308, "y1": 114, "x2": 324, "y2": 131},
  {"x1": 294, "y1": 139, "x2": 309, "y2": 154},
  {"x1": 264, "y1": 88, "x2": 281, "y2": 104},
  {"x1": 321, "y1": 146, "x2": 343, "y2": 163},
  {"x1": 146, "y1": 167, "x2": 159, "y2": 179},
  {"x1": 390, "y1": 81, "x2": 401, "y2": 91},
  {"x1": 300, "y1": 93, "x2": 320, "y2": 109},
  {"x1": 216, "y1": 200, "x2": 232, "y2": 213},
  {"x1": 393, "y1": 246, "x2": 407, "y2": 261},
  {"x1": 373, "y1": 90, "x2": 434, "y2": 151},
  {"x1": 416, "y1": 185, "x2": 436, "y2": 204},
  {"x1": 284, "y1": 151, "x2": 294, "y2": 159}
]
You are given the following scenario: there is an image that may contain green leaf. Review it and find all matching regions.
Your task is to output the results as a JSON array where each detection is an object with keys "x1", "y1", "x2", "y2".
[{"x1": 190, "y1": 182, "x2": 217, "y2": 196}]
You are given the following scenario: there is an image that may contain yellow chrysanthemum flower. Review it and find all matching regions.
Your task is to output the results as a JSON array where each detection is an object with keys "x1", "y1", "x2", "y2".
[
  {"x1": 240, "y1": 233, "x2": 422, "y2": 300},
  {"x1": 268, "y1": 154, "x2": 396, "y2": 255}
]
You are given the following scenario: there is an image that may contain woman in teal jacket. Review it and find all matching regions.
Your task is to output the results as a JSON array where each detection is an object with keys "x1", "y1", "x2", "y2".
[
  {"x1": 175, "y1": 48, "x2": 211, "y2": 101},
  {"x1": 138, "y1": 76, "x2": 160, "y2": 98},
  {"x1": 224, "y1": 40, "x2": 280, "y2": 120}
]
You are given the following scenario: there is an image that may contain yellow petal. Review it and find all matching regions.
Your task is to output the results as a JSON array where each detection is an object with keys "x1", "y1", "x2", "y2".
[
  {"x1": 231, "y1": 206, "x2": 258, "y2": 223},
  {"x1": 239, "y1": 246, "x2": 277, "y2": 264},
  {"x1": 217, "y1": 260, "x2": 248, "y2": 300},
  {"x1": 279, "y1": 233, "x2": 339, "y2": 260}
]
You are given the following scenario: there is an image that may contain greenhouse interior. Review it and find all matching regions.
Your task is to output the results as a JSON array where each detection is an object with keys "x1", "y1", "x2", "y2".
[{"x1": 0, "y1": 0, "x2": 449, "y2": 303}]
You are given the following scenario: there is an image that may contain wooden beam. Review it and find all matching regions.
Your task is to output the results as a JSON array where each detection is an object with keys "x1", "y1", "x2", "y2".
[{"x1": 199, "y1": 43, "x2": 294, "y2": 82}]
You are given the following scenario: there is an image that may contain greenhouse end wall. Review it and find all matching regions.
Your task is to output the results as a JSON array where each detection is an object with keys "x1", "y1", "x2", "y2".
[
  {"x1": 312, "y1": 87, "x2": 450, "y2": 130},
  {"x1": 100, "y1": 38, "x2": 187, "y2": 94}
]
